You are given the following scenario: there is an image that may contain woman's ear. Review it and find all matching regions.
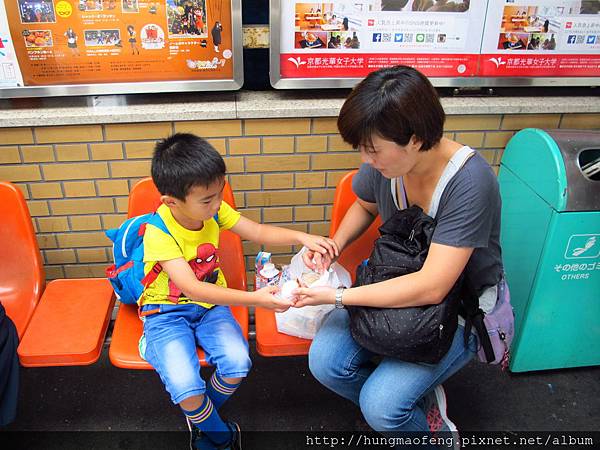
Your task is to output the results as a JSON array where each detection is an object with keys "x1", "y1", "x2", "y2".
[{"x1": 409, "y1": 135, "x2": 424, "y2": 151}]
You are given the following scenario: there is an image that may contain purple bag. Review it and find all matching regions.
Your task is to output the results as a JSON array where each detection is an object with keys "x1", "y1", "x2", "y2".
[{"x1": 476, "y1": 279, "x2": 514, "y2": 369}]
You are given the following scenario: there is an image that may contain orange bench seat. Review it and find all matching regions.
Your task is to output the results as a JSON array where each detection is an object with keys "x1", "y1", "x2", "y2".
[{"x1": 18, "y1": 278, "x2": 115, "y2": 367}]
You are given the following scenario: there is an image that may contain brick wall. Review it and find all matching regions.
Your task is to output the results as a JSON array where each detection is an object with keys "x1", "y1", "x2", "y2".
[{"x1": 1, "y1": 113, "x2": 598, "y2": 287}]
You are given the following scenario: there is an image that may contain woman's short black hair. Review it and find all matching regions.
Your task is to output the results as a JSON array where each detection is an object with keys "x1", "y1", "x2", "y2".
[
  {"x1": 337, "y1": 65, "x2": 445, "y2": 151},
  {"x1": 151, "y1": 133, "x2": 226, "y2": 200}
]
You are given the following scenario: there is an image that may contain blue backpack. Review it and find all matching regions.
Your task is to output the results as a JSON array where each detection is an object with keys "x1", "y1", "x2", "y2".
[{"x1": 105, "y1": 213, "x2": 170, "y2": 305}]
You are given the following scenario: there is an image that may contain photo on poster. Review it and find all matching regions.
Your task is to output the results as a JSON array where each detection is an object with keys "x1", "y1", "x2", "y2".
[
  {"x1": 103, "y1": 0, "x2": 118, "y2": 10},
  {"x1": 122, "y1": 0, "x2": 139, "y2": 13},
  {"x1": 369, "y1": 0, "x2": 470, "y2": 12},
  {"x1": 18, "y1": 0, "x2": 56, "y2": 23},
  {"x1": 579, "y1": 0, "x2": 599, "y2": 14},
  {"x1": 141, "y1": 24, "x2": 165, "y2": 49},
  {"x1": 294, "y1": 30, "x2": 327, "y2": 48},
  {"x1": 78, "y1": 0, "x2": 103, "y2": 11},
  {"x1": 295, "y1": 3, "x2": 357, "y2": 32},
  {"x1": 497, "y1": 32, "x2": 529, "y2": 50},
  {"x1": 84, "y1": 29, "x2": 122, "y2": 47},
  {"x1": 166, "y1": 0, "x2": 208, "y2": 37},
  {"x1": 327, "y1": 30, "x2": 361, "y2": 48},
  {"x1": 526, "y1": 32, "x2": 557, "y2": 50},
  {"x1": 23, "y1": 29, "x2": 53, "y2": 47}
]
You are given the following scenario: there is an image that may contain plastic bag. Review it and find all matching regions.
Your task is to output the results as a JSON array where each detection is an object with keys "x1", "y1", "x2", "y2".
[{"x1": 275, "y1": 247, "x2": 351, "y2": 339}]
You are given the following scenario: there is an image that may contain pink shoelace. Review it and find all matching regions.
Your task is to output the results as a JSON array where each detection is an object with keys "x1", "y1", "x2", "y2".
[{"x1": 426, "y1": 405, "x2": 444, "y2": 433}]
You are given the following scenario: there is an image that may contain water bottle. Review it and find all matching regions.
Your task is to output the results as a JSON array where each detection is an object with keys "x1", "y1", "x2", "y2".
[{"x1": 259, "y1": 262, "x2": 281, "y2": 288}]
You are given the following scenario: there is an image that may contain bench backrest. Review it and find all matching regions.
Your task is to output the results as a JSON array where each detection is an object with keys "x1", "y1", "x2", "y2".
[
  {"x1": 0, "y1": 181, "x2": 45, "y2": 338},
  {"x1": 329, "y1": 170, "x2": 381, "y2": 282},
  {"x1": 128, "y1": 178, "x2": 246, "y2": 291}
]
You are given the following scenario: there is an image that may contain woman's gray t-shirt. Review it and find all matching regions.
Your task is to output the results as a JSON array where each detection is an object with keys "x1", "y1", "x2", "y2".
[{"x1": 352, "y1": 150, "x2": 503, "y2": 295}]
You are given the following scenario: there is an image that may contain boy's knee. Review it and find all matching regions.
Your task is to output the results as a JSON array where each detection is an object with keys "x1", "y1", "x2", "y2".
[
  {"x1": 179, "y1": 394, "x2": 204, "y2": 411},
  {"x1": 219, "y1": 347, "x2": 252, "y2": 377}
]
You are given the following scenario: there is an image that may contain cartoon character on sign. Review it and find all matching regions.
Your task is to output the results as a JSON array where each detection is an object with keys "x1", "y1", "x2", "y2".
[
  {"x1": 127, "y1": 25, "x2": 139, "y2": 55},
  {"x1": 167, "y1": 243, "x2": 220, "y2": 301},
  {"x1": 211, "y1": 21, "x2": 222, "y2": 52},
  {"x1": 64, "y1": 27, "x2": 80, "y2": 56}
]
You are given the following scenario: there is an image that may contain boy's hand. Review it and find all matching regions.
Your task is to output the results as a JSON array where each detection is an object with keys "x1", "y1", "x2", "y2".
[
  {"x1": 252, "y1": 285, "x2": 293, "y2": 312},
  {"x1": 292, "y1": 285, "x2": 336, "y2": 308},
  {"x1": 300, "y1": 234, "x2": 339, "y2": 273}
]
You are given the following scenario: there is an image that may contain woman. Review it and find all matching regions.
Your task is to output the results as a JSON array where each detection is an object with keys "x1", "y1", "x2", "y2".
[{"x1": 295, "y1": 66, "x2": 503, "y2": 444}]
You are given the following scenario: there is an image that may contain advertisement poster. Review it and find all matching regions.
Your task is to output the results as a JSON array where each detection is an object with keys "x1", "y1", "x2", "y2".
[
  {"x1": 480, "y1": 0, "x2": 600, "y2": 76},
  {"x1": 0, "y1": 1, "x2": 24, "y2": 86},
  {"x1": 1, "y1": 0, "x2": 234, "y2": 86},
  {"x1": 279, "y1": 0, "x2": 487, "y2": 79}
]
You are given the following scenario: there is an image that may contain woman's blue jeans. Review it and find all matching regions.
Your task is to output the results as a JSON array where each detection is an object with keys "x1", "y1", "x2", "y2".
[{"x1": 308, "y1": 308, "x2": 477, "y2": 432}]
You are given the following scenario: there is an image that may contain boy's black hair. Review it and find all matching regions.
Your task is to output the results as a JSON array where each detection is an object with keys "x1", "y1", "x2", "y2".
[
  {"x1": 151, "y1": 133, "x2": 226, "y2": 200},
  {"x1": 337, "y1": 65, "x2": 445, "y2": 152}
]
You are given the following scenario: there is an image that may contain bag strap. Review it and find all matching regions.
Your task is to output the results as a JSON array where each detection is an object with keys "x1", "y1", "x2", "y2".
[
  {"x1": 428, "y1": 146, "x2": 475, "y2": 218},
  {"x1": 391, "y1": 146, "x2": 475, "y2": 219},
  {"x1": 139, "y1": 212, "x2": 171, "y2": 288},
  {"x1": 461, "y1": 274, "x2": 496, "y2": 363}
]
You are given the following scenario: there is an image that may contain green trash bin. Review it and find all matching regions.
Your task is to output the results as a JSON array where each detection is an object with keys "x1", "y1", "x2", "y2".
[{"x1": 499, "y1": 128, "x2": 600, "y2": 373}]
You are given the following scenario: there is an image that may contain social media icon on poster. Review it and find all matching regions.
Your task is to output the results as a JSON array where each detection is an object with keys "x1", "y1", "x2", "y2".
[
  {"x1": 416, "y1": 34, "x2": 425, "y2": 43},
  {"x1": 372, "y1": 33, "x2": 382, "y2": 42},
  {"x1": 368, "y1": 19, "x2": 375, "y2": 26},
  {"x1": 565, "y1": 22, "x2": 573, "y2": 29},
  {"x1": 587, "y1": 35, "x2": 596, "y2": 44},
  {"x1": 567, "y1": 35, "x2": 577, "y2": 44},
  {"x1": 394, "y1": 33, "x2": 403, "y2": 42}
]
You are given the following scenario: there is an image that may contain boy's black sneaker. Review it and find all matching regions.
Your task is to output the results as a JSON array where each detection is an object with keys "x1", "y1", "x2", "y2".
[
  {"x1": 187, "y1": 418, "x2": 202, "y2": 450},
  {"x1": 189, "y1": 420, "x2": 241, "y2": 450},
  {"x1": 225, "y1": 421, "x2": 241, "y2": 450}
]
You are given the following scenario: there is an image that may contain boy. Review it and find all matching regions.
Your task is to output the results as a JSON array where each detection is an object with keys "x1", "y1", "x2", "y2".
[{"x1": 140, "y1": 133, "x2": 338, "y2": 450}]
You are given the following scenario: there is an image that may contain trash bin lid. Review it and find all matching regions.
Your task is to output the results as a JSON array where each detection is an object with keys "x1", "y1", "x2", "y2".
[
  {"x1": 501, "y1": 128, "x2": 600, "y2": 212},
  {"x1": 546, "y1": 129, "x2": 600, "y2": 212}
]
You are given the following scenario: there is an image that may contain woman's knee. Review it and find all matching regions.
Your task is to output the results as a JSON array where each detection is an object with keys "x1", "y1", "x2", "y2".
[
  {"x1": 359, "y1": 383, "x2": 413, "y2": 431},
  {"x1": 308, "y1": 335, "x2": 345, "y2": 385}
]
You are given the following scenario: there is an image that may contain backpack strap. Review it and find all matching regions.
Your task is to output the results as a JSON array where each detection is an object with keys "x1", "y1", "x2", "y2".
[
  {"x1": 461, "y1": 274, "x2": 496, "y2": 363},
  {"x1": 390, "y1": 146, "x2": 475, "y2": 218},
  {"x1": 428, "y1": 146, "x2": 475, "y2": 218},
  {"x1": 139, "y1": 213, "x2": 170, "y2": 289}
]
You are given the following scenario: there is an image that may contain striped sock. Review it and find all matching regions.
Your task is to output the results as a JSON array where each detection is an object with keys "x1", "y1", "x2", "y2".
[
  {"x1": 206, "y1": 372, "x2": 241, "y2": 409},
  {"x1": 182, "y1": 396, "x2": 231, "y2": 446}
]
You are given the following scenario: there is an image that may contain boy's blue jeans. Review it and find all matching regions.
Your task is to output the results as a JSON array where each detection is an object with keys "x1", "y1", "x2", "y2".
[
  {"x1": 140, "y1": 304, "x2": 251, "y2": 404},
  {"x1": 309, "y1": 309, "x2": 477, "y2": 432}
]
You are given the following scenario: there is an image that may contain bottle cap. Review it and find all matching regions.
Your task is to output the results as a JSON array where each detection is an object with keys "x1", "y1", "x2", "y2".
[{"x1": 260, "y1": 262, "x2": 279, "y2": 278}]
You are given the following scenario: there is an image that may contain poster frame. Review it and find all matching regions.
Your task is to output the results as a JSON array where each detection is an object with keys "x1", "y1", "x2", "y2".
[
  {"x1": 0, "y1": 0, "x2": 244, "y2": 98},
  {"x1": 269, "y1": 0, "x2": 600, "y2": 89}
]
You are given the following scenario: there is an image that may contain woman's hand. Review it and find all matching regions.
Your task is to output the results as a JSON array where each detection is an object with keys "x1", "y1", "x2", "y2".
[
  {"x1": 292, "y1": 286, "x2": 336, "y2": 307},
  {"x1": 300, "y1": 235, "x2": 339, "y2": 273},
  {"x1": 251, "y1": 286, "x2": 292, "y2": 312}
]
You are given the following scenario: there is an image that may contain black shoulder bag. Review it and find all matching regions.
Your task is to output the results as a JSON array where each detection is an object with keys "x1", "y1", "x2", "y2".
[{"x1": 347, "y1": 206, "x2": 462, "y2": 364}]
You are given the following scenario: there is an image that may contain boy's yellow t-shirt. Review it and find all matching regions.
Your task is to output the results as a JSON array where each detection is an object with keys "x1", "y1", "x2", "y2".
[{"x1": 140, "y1": 202, "x2": 241, "y2": 307}]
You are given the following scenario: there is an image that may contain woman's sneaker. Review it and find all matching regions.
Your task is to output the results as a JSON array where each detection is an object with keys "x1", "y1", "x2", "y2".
[{"x1": 423, "y1": 385, "x2": 460, "y2": 449}]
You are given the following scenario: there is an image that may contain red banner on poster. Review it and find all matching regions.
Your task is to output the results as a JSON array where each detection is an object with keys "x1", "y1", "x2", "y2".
[
  {"x1": 479, "y1": 53, "x2": 600, "y2": 77},
  {"x1": 281, "y1": 53, "x2": 479, "y2": 78}
]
